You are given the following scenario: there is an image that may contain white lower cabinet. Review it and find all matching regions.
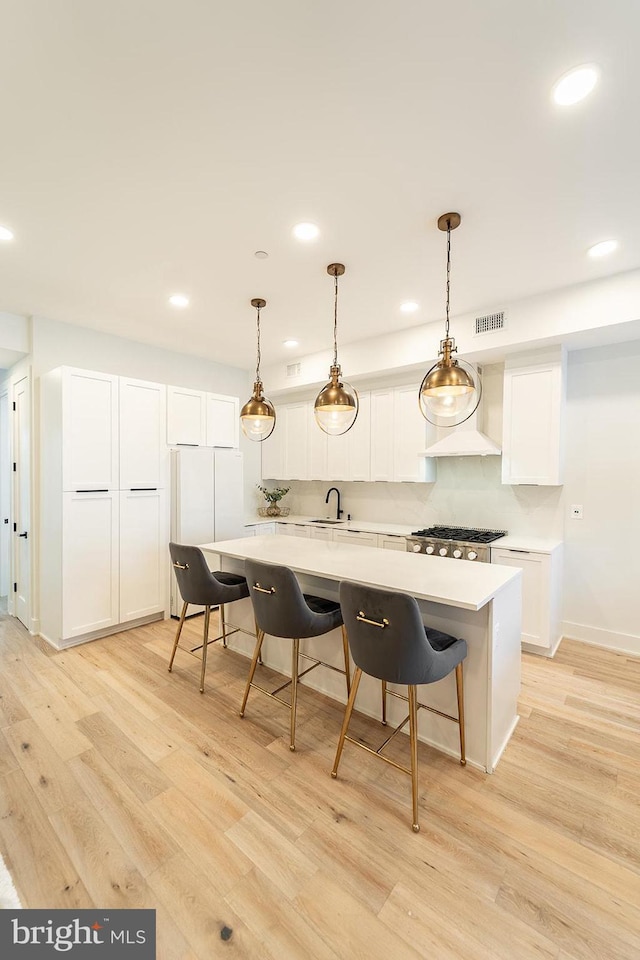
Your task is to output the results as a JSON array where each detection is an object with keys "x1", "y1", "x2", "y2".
[
  {"x1": 62, "y1": 491, "x2": 120, "y2": 638},
  {"x1": 119, "y1": 490, "x2": 166, "y2": 622},
  {"x1": 378, "y1": 534, "x2": 407, "y2": 551},
  {"x1": 333, "y1": 529, "x2": 378, "y2": 548},
  {"x1": 245, "y1": 523, "x2": 276, "y2": 536},
  {"x1": 491, "y1": 545, "x2": 563, "y2": 655},
  {"x1": 308, "y1": 526, "x2": 334, "y2": 541}
]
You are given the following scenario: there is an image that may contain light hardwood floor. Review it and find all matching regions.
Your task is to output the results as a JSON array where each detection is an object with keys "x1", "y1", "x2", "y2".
[{"x1": 1, "y1": 612, "x2": 639, "y2": 959}]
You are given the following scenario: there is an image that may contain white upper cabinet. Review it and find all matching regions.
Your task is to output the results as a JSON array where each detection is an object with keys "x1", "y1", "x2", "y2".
[
  {"x1": 326, "y1": 429, "x2": 349, "y2": 481},
  {"x1": 61, "y1": 368, "x2": 119, "y2": 491},
  {"x1": 370, "y1": 384, "x2": 435, "y2": 482},
  {"x1": 120, "y1": 377, "x2": 166, "y2": 489},
  {"x1": 502, "y1": 351, "x2": 566, "y2": 485},
  {"x1": 308, "y1": 407, "x2": 328, "y2": 479},
  {"x1": 284, "y1": 402, "x2": 309, "y2": 480},
  {"x1": 348, "y1": 391, "x2": 371, "y2": 481},
  {"x1": 206, "y1": 393, "x2": 239, "y2": 448},
  {"x1": 261, "y1": 407, "x2": 285, "y2": 479},
  {"x1": 167, "y1": 386, "x2": 207, "y2": 446}
]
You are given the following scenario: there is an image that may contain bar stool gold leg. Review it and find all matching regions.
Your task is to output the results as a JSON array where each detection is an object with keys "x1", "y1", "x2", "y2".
[
  {"x1": 455, "y1": 661, "x2": 466, "y2": 766},
  {"x1": 290, "y1": 638, "x2": 300, "y2": 751},
  {"x1": 341, "y1": 625, "x2": 351, "y2": 694},
  {"x1": 255, "y1": 617, "x2": 263, "y2": 666},
  {"x1": 168, "y1": 601, "x2": 188, "y2": 672},
  {"x1": 240, "y1": 629, "x2": 265, "y2": 716},
  {"x1": 408, "y1": 684, "x2": 420, "y2": 832},
  {"x1": 381, "y1": 680, "x2": 387, "y2": 725},
  {"x1": 200, "y1": 606, "x2": 211, "y2": 694},
  {"x1": 220, "y1": 603, "x2": 227, "y2": 648},
  {"x1": 331, "y1": 667, "x2": 362, "y2": 778}
]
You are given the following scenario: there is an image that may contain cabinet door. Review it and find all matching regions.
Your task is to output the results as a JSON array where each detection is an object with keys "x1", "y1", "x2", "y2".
[
  {"x1": 119, "y1": 490, "x2": 166, "y2": 622},
  {"x1": 393, "y1": 385, "x2": 434, "y2": 482},
  {"x1": 261, "y1": 407, "x2": 285, "y2": 479},
  {"x1": 326, "y1": 432, "x2": 349, "y2": 482},
  {"x1": 62, "y1": 369, "x2": 119, "y2": 491},
  {"x1": 284, "y1": 402, "x2": 309, "y2": 480},
  {"x1": 167, "y1": 386, "x2": 207, "y2": 446},
  {"x1": 120, "y1": 378, "x2": 166, "y2": 489},
  {"x1": 308, "y1": 408, "x2": 328, "y2": 479},
  {"x1": 491, "y1": 548, "x2": 549, "y2": 648},
  {"x1": 348, "y1": 392, "x2": 371, "y2": 481},
  {"x1": 370, "y1": 388, "x2": 394, "y2": 481},
  {"x1": 206, "y1": 393, "x2": 239, "y2": 448},
  {"x1": 378, "y1": 535, "x2": 407, "y2": 551},
  {"x1": 502, "y1": 358, "x2": 564, "y2": 485},
  {"x1": 62, "y1": 491, "x2": 119, "y2": 638},
  {"x1": 333, "y1": 529, "x2": 377, "y2": 548},
  {"x1": 309, "y1": 526, "x2": 333, "y2": 541}
]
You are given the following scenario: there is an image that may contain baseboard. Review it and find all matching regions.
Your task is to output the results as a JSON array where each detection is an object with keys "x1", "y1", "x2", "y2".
[
  {"x1": 40, "y1": 612, "x2": 164, "y2": 651},
  {"x1": 561, "y1": 621, "x2": 640, "y2": 658}
]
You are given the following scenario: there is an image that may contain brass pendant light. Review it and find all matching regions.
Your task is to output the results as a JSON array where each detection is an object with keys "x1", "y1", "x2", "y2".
[
  {"x1": 314, "y1": 263, "x2": 359, "y2": 436},
  {"x1": 240, "y1": 298, "x2": 276, "y2": 442},
  {"x1": 419, "y1": 212, "x2": 481, "y2": 426}
]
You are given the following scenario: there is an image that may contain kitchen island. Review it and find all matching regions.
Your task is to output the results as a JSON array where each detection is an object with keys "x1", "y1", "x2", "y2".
[{"x1": 199, "y1": 535, "x2": 522, "y2": 772}]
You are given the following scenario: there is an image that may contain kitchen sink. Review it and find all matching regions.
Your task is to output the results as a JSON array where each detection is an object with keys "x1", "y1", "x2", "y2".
[{"x1": 309, "y1": 519, "x2": 344, "y2": 524}]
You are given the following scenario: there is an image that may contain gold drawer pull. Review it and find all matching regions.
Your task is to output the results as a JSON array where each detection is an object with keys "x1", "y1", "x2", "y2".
[
  {"x1": 356, "y1": 611, "x2": 389, "y2": 628},
  {"x1": 253, "y1": 582, "x2": 276, "y2": 595},
  {"x1": 173, "y1": 561, "x2": 189, "y2": 570}
]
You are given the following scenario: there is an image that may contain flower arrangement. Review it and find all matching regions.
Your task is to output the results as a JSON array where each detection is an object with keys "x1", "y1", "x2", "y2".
[{"x1": 257, "y1": 484, "x2": 291, "y2": 517}]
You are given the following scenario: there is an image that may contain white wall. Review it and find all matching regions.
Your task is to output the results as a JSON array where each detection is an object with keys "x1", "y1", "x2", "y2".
[{"x1": 561, "y1": 340, "x2": 640, "y2": 654}]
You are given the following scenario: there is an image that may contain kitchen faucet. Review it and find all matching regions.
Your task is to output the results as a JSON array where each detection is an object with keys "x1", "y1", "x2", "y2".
[{"x1": 325, "y1": 487, "x2": 343, "y2": 521}]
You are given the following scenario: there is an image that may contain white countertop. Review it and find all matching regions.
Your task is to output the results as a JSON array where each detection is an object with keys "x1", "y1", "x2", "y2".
[
  {"x1": 200, "y1": 535, "x2": 521, "y2": 612},
  {"x1": 246, "y1": 515, "x2": 417, "y2": 537},
  {"x1": 246, "y1": 516, "x2": 563, "y2": 552},
  {"x1": 490, "y1": 536, "x2": 563, "y2": 553}
]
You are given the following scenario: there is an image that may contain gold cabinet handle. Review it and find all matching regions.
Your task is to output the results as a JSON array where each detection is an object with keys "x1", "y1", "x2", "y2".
[
  {"x1": 173, "y1": 561, "x2": 189, "y2": 570},
  {"x1": 356, "y1": 611, "x2": 389, "y2": 628},
  {"x1": 253, "y1": 582, "x2": 276, "y2": 594}
]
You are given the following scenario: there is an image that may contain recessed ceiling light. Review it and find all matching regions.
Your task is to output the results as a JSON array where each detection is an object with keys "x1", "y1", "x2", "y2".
[
  {"x1": 168, "y1": 294, "x2": 189, "y2": 308},
  {"x1": 588, "y1": 239, "x2": 618, "y2": 258},
  {"x1": 293, "y1": 222, "x2": 320, "y2": 241},
  {"x1": 552, "y1": 64, "x2": 599, "y2": 106},
  {"x1": 400, "y1": 301, "x2": 419, "y2": 313},
  {"x1": 0, "y1": 225, "x2": 14, "y2": 241},
  {"x1": 254, "y1": 250, "x2": 269, "y2": 259},
  {"x1": 283, "y1": 339, "x2": 299, "y2": 348}
]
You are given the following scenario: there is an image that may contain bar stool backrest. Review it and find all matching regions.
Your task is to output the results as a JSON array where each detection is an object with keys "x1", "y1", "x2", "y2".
[
  {"x1": 245, "y1": 559, "x2": 325, "y2": 639},
  {"x1": 169, "y1": 542, "x2": 226, "y2": 606},
  {"x1": 339, "y1": 581, "x2": 453, "y2": 685}
]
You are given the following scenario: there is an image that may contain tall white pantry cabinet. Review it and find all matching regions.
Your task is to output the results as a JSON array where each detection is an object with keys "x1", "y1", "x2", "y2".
[{"x1": 40, "y1": 368, "x2": 168, "y2": 647}]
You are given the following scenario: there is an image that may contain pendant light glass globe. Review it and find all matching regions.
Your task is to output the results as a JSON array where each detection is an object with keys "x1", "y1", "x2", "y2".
[
  {"x1": 314, "y1": 365, "x2": 359, "y2": 436},
  {"x1": 240, "y1": 384, "x2": 276, "y2": 441},
  {"x1": 419, "y1": 213, "x2": 481, "y2": 427},
  {"x1": 240, "y1": 298, "x2": 276, "y2": 442},
  {"x1": 314, "y1": 263, "x2": 359, "y2": 436}
]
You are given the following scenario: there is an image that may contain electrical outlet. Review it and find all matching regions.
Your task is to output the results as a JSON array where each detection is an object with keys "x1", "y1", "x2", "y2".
[{"x1": 570, "y1": 504, "x2": 583, "y2": 519}]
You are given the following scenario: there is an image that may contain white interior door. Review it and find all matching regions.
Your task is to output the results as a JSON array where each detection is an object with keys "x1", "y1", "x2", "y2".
[
  {"x1": 13, "y1": 376, "x2": 31, "y2": 628},
  {"x1": 0, "y1": 391, "x2": 9, "y2": 599}
]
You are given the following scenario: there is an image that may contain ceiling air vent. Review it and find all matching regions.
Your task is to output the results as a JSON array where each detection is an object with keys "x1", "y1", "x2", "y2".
[
  {"x1": 474, "y1": 311, "x2": 505, "y2": 336},
  {"x1": 286, "y1": 362, "x2": 302, "y2": 378}
]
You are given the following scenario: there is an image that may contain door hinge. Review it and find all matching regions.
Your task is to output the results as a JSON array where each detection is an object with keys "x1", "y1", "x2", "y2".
[{"x1": 13, "y1": 583, "x2": 17, "y2": 593}]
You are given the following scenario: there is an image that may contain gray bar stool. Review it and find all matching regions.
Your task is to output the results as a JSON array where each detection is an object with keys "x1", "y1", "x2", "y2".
[
  {"x1": 241, "y1": 559, "x2": 351, "y2": 751},
  {"x1": 169, "y1": 542, "x2": 251, "y2": 693},
  {"x1": 332, "y1": 581, "x2": 467, "y2": 832}
]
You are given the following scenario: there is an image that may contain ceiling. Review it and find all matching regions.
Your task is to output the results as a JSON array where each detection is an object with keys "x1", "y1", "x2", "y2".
[{"x1": 1, "y1": 0, "x2": 639, "y2": 372}]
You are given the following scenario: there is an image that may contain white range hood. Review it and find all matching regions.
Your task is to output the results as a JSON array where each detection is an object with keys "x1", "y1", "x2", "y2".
[{"x1": 421, "y1": 371, "x2": 502, "y2": 458}]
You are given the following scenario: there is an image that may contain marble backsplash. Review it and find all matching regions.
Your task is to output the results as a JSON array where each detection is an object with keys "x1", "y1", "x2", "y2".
[{"x1": 265, "y1": 456, "x2": 565, "y2": 538}]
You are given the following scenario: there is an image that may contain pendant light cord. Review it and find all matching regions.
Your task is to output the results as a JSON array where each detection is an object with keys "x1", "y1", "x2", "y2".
[
  {"x1": 332, "y1": 270, "x2": 339, "y2": 367},
  {"x1": 255, "y1": 304, "x2": 262, "y2": 382},
  {"x1": 445, "y1": 219, "x2": 451, "y2": 341}
]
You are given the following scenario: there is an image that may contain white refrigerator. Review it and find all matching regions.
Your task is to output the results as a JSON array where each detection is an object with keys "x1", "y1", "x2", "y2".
[{"x1": 170, "y1": 447, "x2": 245, "y2": 616}]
